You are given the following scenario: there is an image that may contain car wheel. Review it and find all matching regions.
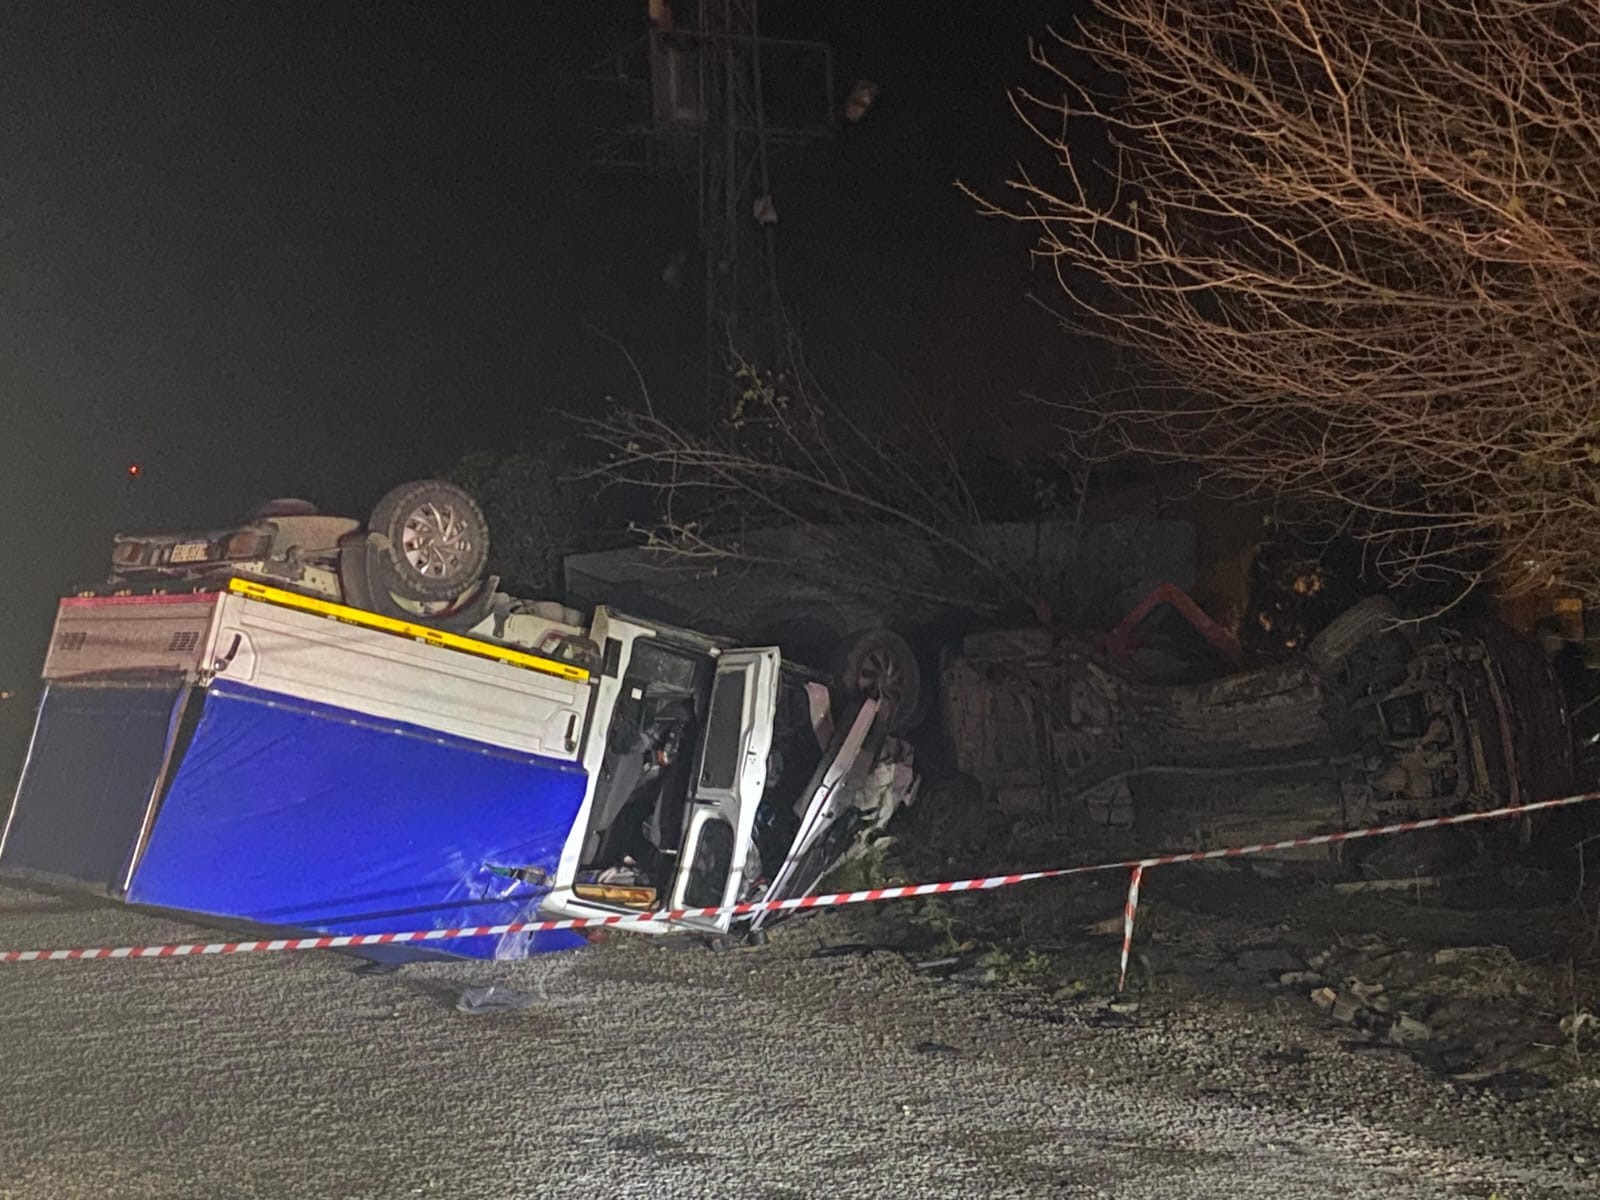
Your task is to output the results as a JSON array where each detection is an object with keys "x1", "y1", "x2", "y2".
[
  {"x1": 1307, "y1": 595, "x2": 1398, "y2": 674},
  {"x1": 834, "y1": 628, "x2": 925, "y2": 735},
  {"x1": 366, "y1": 479, "x2": 490, "y2": 602}
]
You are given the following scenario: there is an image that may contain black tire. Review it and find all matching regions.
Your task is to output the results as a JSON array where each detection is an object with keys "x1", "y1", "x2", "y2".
[
  {"x1": 336, "y1": 537, "x2": 380, "y2": 613},
  {"x1": 1307, "y1": 595, "x2": 1398, "y2": 674},
  {"x1": 338, "y1": 534, "x2": 498, "y2": 631},
  {"x1": 834, "y1": 628, "x2": 925, "y2": 736},
  {"x1": 366, "y1": 480, "x2": 490, "y2": 603}
]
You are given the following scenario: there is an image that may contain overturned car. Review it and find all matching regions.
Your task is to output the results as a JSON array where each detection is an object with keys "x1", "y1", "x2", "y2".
[
  {"x1": 943, "y1": 595, "x2": 1571, "y2": 855},
  {"x1": 0, "y1": 481, "x2": 919, "y2": 958}
]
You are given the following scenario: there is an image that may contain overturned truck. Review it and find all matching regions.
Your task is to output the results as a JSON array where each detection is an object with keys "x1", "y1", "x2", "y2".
[
  {"x1": 0, "y1": 481, "x2": 919, "y2": 958},
  {"x1": 944, "y1": 597, "x2": 1571, "y2": 854}
]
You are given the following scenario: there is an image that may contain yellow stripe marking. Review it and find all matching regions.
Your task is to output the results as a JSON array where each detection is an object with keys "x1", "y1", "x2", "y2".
[{"x1": 225, "y1": 577, "x2": 590, "y2": 683}]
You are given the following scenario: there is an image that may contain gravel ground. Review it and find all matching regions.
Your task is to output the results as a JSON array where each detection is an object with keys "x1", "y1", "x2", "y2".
[{"x1": 1, "y1": 883, "x2": 1597, "y2": 1199}]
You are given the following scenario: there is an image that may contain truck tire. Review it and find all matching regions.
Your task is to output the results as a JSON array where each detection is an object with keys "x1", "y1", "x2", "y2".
[
  {"x1": 1307, "y1": 595, "x2": 1398, "y2": 674},
  {"x1": 338, "y1": 534, "x2": 497, "y2": 632},
  {"x1": 366, "y1": 480, "x2": 490, "y2": 603},
  {"x1": 834, "y1": 628, "x2": 925, "y2": 735}
]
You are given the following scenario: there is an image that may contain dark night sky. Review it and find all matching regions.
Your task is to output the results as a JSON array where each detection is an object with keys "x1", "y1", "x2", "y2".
[{"x1": 0, "y1": 1, "x2": 1081, "y2": 717}]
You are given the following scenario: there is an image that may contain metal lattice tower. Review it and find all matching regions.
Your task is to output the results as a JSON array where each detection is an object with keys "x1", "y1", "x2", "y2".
[{"x1": 696, "y1": 0, "x2": 781, "y2": 375}]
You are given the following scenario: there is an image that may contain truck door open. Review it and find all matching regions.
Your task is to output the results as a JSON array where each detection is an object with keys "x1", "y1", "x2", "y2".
[
  {"x1": 667, "y1": 648, "x2": 779, "y2": 934},
  {"x1": 750, "y1": 697, "x2": 883, "y2": 932}
]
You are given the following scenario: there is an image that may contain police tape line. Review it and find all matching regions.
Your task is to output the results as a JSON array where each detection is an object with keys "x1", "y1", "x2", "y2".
[
  {"x1": 3, "y1": 791, "x2": 1598, "y2": 965},
  {"x1": 1119, "y1": 865, "x2": 1144, "y2": 993}
]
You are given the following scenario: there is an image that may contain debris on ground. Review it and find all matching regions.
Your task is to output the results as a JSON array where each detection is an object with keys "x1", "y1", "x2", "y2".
[
  {"x1": 856, "y1": 772, "x2": 1600, "y2": 1093},
  {"x1": 455, "y1": 984, "x2": 538, "y2": 1014},
  {"x1": 1278, "y1": 936, "x2": 1600, "y2": 1084}
]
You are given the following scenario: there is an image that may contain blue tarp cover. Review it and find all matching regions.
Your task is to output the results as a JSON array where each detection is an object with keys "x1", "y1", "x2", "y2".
[
  {"x1": 127, "y1": 679, "x2": 588, "y2": 958},
  {"x1": 1, "y1": 683, "x2": 186, "y2": 894}
]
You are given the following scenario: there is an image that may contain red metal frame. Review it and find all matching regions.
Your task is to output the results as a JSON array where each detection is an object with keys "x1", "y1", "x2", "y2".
[{"x1": 1103, "y1": 582, "x2": 1243, "y2": 668}]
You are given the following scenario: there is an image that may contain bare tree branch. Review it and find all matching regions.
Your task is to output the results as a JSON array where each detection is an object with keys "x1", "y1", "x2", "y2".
[
  {"x1": 972, "y1": 0, "x2": 1600, "y2": 603},
  {"x1": 571, "y1": 348, "x2": 1050, "y2": 622}
]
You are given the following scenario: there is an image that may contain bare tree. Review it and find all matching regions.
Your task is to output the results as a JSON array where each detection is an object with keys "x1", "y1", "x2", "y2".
[
  {"x1": 975, "y1": 0, "x2": 1600, "y2": 604},
  {"x1": 572, "y1": 350, "x2": 1048, "y2": 623}
]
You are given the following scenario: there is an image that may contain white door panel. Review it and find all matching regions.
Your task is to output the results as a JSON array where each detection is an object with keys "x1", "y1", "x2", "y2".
[{"x1": 668, "y1": 647, "x2": 779, "y2": 932}]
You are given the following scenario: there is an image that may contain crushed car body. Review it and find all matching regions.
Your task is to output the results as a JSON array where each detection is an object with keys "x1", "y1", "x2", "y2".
[
  {"x1": 0, "y1": 482, "x2": 920, "y2": 959},
  {"x1": 943, "y1": 594, "x2": 1571, "y2": 854}
]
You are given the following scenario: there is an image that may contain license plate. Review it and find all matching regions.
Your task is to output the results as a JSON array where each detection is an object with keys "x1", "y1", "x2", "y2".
[{"x1": 168, "y1": 541, "x2": 211, "y2": 564}]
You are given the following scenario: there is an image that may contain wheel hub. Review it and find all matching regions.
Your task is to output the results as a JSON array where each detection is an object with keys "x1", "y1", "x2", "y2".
[
  {"x1": 855, "y1": 648, "x2": 904, "y2": 714},
  {"x1": 401, "y1": 502, "x2": 474, "y2": 579}
]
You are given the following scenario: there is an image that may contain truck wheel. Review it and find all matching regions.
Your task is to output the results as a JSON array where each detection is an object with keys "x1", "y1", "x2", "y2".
[
  {"x1": 366, "y1": 480, "x2": 490, "y2": 602},
  {"x1": 834, "y1": 629, "x2": 925, "y2": 735}
]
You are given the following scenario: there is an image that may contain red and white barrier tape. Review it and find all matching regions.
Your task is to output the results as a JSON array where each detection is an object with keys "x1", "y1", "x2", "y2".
[
  {"x1": 1118, "y1": 865, "x2": 1143, "y2": 992},
  {"x1": 3, "y1": 791, "x2": 1597, "y2": 966}
]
